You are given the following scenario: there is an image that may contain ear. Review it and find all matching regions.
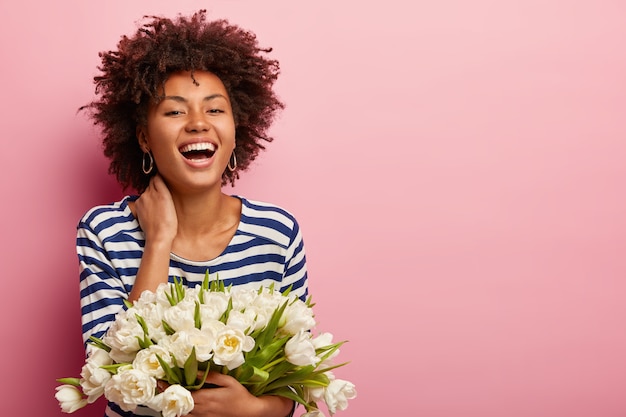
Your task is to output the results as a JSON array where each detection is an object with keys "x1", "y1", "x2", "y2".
[{"x1": 136, "y1": 126, "x2": 149, "y2": 152}]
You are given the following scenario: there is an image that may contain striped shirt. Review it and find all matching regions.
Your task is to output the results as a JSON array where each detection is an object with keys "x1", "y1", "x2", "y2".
[{"x1": 77, "y1": 195, "x2": 308, "y2": 417}]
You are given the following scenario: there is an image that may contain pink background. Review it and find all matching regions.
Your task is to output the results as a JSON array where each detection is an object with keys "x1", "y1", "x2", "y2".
[{"x1": 1, "y1": 1, "x2": 625, "y2": 416}]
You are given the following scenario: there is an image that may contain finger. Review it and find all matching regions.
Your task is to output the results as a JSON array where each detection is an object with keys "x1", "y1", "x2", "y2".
[
  {"x1": 194, "y1": 370, "x2": 214, "y2": 387},
  {"x1": 156, "y1": 379, "x2": 170, "y2": 393},
  {"x1": 203, "y1": 372, "x2": 236, "y2": 388}
]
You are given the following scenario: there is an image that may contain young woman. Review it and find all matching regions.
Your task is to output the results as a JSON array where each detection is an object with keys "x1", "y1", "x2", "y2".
[{"x1": 77, "y1": 10, "x2": 308, "y2": 417}]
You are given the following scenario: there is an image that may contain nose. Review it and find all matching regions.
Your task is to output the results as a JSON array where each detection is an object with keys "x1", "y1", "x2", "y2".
[{"x1": 185, "y1": 110, "x2": 210, "y2": 133}]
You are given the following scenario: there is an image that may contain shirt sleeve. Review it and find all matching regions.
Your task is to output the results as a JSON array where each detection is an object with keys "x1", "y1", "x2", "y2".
[
  {"x1": 280, "y1": 218, "x2": 309, "y2": 302},
  {"x1": 77, "y1": 219, "x2": 129, "y2": 350}
]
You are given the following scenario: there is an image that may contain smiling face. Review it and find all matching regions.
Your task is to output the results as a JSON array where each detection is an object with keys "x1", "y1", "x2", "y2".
[{"x1": 138, "y1": 70, "x2": 236, "y2": 193}]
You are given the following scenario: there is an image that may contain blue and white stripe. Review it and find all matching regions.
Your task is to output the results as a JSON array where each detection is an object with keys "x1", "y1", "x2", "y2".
[{"x1": 78, "y1": 195, "x2": 308, "y2": 346}]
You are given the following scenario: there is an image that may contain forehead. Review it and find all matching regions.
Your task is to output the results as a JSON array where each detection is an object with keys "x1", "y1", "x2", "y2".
[{"x1": 159, "y1": 70, "x2": 230, "y2": 98}]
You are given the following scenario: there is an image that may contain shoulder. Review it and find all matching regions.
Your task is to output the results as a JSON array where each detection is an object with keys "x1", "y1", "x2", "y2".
[
  {"x1": 236, "y1": 196, "x2": 302, "y2": 249},
  {"x1": 239, "y1": 197, "x2": 299, "y2": 225},
  {"x1": 78, "y1": 195, "x2": 138, "y2": 232}
]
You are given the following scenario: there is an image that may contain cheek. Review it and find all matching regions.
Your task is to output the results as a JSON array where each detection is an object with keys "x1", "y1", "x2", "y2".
[
  {"x1": 223, "y1": 123, "x2": 237, "y2": 148},
  {"x1": 146, "y1": 123, "x2": 175, "y2": 146}
]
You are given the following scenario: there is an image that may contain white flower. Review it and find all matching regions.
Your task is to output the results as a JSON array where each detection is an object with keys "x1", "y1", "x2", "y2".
[
  {"x1": 213, "y1": 327, "x2": 255, "y2": 369},
  {"x1": 80, "y1": 348, "x2": 113, "y2": 402},
  {"x1": 85, "y1": 345, "x2": 113, "y2": 366},
  {"x1": 148, "y1": 384, "x2": 194, "y2": 417},
  {"x1": 285, "y1": 330, "x2": 319, "y2": 366},
  {"x1": 323, "y1": 376, "x2": 357, "y2": 415},
  {"x1": 303, "y1": 384, "x2": 325, "y2": 404},
  {"x1": 245, "y1": 305, "x2": 274, "y2": 331},
  {"x1": 136, "y1": 287, "x2": 157, "y2": 304},
  {"x1": 104, "y1": 367, "x2": 156, "y2": 412},
  {"x1": 162, "y1": 302, "x2": 196, "y2": 332},
  {"x1": 132, "y1": 345, "x2": 173, "y2": 379},
  {"x1": 250, "y1": 287, "x2": 284, "y2": 312},
  {"x1": 186, "y1": 327, "x2": 216, "y2": 362},
  {"x1": 311, "y1": 332, "x2": 334, "y2": 350},
  {"x1": 200, "y1": 316, "x2": 226, "y2": 335},
  {"x1": 229, "y1": 287, "x2": 259, "y2": 310},
  {"x1": 55, "y1": 385, "x2": 88, "y2": 413},
  {"x1": 103, "y1": 309, "x2": 144, "y2": 363},
  {"x1": 301, "y1": 410, "x2": 326, "y2": 417},
  {"x1": 160, "y1": 328, "x2": 215, "y2": 366},
  {"x1": 58, "y1": 278, "x2": 356, "y2": 416},
  {"x1": 312, "y1": 332, "x2": 340, "y2": 366},
  {"x1": 281, "y1": 299, "x2": 316, "y2": 335},
  {"x1": 134, "y1": 301, "x2": 167, "y2": 342},
  {"x1": 198, "y1": 290, "x2": 230, "y2": 321},
  {"x1": 155, "y1": 282, "x2": 176, "y2": 307},
  {"x1": 226, "y1": 309, "x2": 257, "y2": 333},
  {"x1": 182, "y1": 285, "x2": 200, "y2": 303}
]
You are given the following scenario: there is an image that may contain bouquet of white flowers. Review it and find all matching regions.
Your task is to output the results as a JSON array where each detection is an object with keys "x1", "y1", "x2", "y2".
[{"x1": 56, "y1": 274, "x2": 356, "y2": 417}]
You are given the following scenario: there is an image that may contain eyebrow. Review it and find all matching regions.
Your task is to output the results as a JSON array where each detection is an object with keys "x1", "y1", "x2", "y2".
[{"x1": 161, "y1": 94, "x2": 228, "y2": 103}]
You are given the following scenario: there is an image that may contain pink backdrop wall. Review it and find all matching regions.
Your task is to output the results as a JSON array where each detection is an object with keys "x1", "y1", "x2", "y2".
[{"x1": 1, "y1": 1, "x2": 625, "y2": 416}]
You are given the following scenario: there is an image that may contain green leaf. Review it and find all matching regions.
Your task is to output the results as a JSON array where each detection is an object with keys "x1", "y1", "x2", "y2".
[
  {"x1": 183, "y1": 347, "x2": 198, "y2": 387},
  {"x1": 87, "y1": 336, "x2": 111, "y2": 353},
  {"x1": 186, "y1": 365, "x2": 210, "y2": 390},
  {"x1": 202, "y1": 270, "x2": 210, "y2": 291},
  {"x1": 165, "y1": 288, "x2": 176, "y2": 306},
  {"x1": 305, "y1": 295, "x2": 315, "y2": 308},
  {"x1": 281, "y1": 285, "x2": 293, "y2": 297},
  {"x1": 240, "y1": 365, "x2": 269, "y2": 384},
  {"x1": 312, "y1": 361, "x2": 351, "y2": 376},
  {"x1": 246, "y1": 336, "x2": 289, "y2": 368},
  {"x1": 199, "y1": 273, "x2": 208, "y2": 304},
  {"x1": 219, "y1": 296, "x2": 234, "y2": 323},
  {"x1": 175, "y1": 277, "x2": 185, "y2": 302},
  {"x1": 162, "y1": 320, "x2": 176, "y2": 336},
  {"x1": 271, "y1": 378, "x2": 319, "y2": 414},
  {"x1": 209, "y1": 273, "x2": 225, "y2": 292},
  {"x1": 134, "y1": 314, "x2": 153, "y2": 349},
  {"x1": 170, "y1": 354, "x2": 185, "y2": 381},
  {"x1": 56, "y1": 377, "x2": 81, "y2": 386},
  {"x1": 100, "y1": 363, "x2": 130, "y2": 375},
  {"x1": 255, "y1": 300, "x2": 288, "y2": 349},
  {"x1": 194, "y1": 301, "x2": 202, "y2": 329},
  {"x1": 264, "y1": 386, "x2": 309, "y2": 408},
  {"x1": 263, "y1": 364, "x2": 317, "y2": 392},
  {"x1": 155, "y1": 354, "x2": 181, "y2": 385}
]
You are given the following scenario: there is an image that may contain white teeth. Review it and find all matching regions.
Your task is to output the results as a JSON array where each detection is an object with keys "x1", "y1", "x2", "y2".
[{"x1": 179, "y1": 142, "x2": 216, "y2": 153}]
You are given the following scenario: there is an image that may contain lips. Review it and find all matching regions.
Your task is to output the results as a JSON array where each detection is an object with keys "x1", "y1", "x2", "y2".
[{"x1": 179, "y1": 142, "x2": 216, "y2": 160}]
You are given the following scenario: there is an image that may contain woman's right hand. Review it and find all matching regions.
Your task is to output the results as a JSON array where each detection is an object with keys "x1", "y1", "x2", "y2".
[
  {"x1": 134, "y1": 174, "x2": 178, "y2": 245},
  {"x1": 128, "y1": 174, "x2": 178, "y2": 301}
]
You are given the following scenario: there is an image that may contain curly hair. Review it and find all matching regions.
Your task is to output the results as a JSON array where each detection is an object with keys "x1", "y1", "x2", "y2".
[{"x1": 82, "y1": 10, "x2": 284, "y2": 192}]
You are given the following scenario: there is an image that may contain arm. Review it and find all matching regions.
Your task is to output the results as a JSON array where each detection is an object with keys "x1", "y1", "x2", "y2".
[
  {"x1": 128, "y1": 174, "x2": 178, "y2": 301},
  {"x1": 78, "y1": 175, "x2": 177, "y2": 349},
  {"x1": 77, "y1": 221, "x2": 128, "y2": 347}
]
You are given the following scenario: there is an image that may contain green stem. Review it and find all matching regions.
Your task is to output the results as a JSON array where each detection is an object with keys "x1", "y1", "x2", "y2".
[{"x1": 261, "y1": 356, "x2": 285, "y2": 371}]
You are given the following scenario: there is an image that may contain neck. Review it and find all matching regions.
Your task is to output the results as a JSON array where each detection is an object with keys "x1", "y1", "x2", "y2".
[{"x1": 171, "y1": 188, "x2": 237, "y2": 236}]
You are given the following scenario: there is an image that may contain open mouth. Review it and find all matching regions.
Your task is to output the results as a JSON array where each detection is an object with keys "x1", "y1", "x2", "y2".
[{"x1": 179, "y1": 142, "x2": 216, "y2": 160}]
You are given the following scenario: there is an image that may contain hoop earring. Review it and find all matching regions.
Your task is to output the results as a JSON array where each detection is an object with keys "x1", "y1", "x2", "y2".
[
  {"x1": 227, "y1": 151, "x2": 237, "y2": 172},
  {"x1": 142, "y1": 151, "x2": 154, "y2": 175}
]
